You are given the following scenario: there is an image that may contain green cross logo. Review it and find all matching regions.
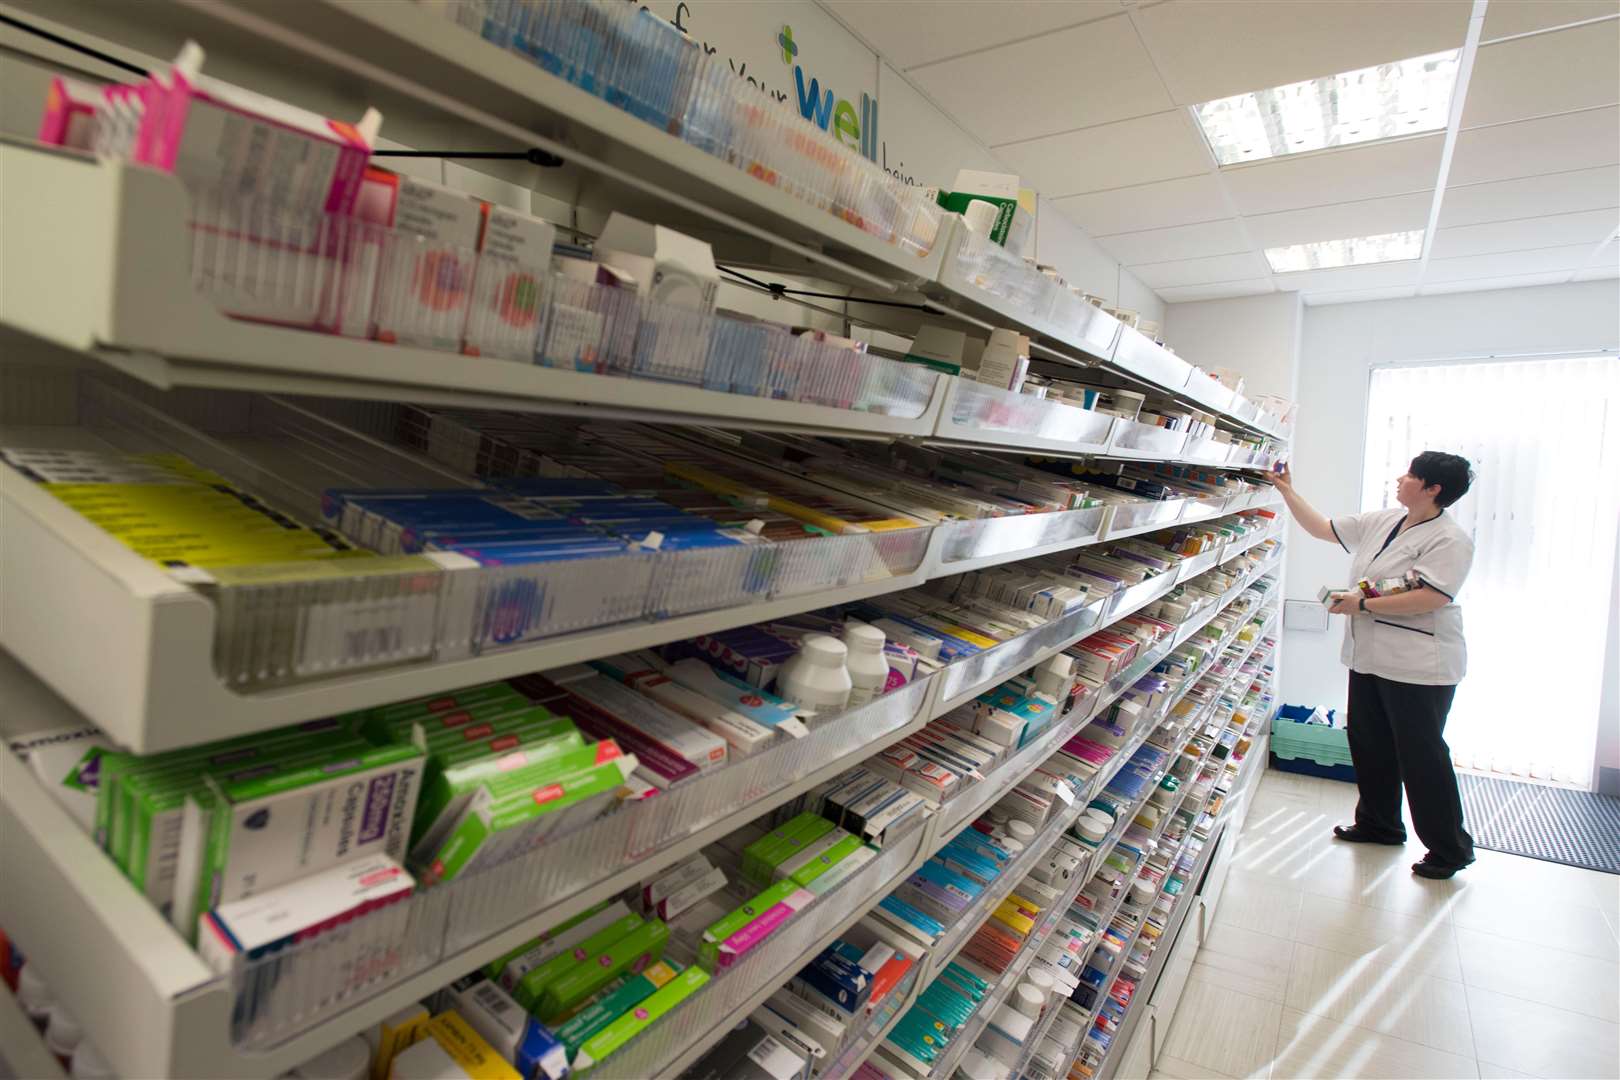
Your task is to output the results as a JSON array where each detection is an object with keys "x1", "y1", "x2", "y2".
[{"x1": 778, "y1": 24, "x2": 798, "y2": 65}]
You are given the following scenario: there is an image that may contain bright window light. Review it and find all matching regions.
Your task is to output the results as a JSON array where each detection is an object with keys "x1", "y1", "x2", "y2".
[
  {"x1": 1264, "y1": 231, "x2": 1424, "y2": 273},
  {"x1": 1192, "y1": 50, "x2": 1460, "y2": 166}
]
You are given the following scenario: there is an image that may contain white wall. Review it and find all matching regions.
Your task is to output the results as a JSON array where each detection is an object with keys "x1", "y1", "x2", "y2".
[
  {"x1": 1284, "y1": 281, "x2": 1620, "y2": 726},
  {"x1": 1036, "y1": 197, "x2": 1166, "y2": 325},
  {"x1": 1162, "y1": 293, "x2": 1302, "y2": 401}
]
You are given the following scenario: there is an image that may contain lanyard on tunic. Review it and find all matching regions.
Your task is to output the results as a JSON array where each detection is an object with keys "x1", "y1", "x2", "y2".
[{"x1": 1376, "y1": 512, "x2": 1442, "y2": 560}]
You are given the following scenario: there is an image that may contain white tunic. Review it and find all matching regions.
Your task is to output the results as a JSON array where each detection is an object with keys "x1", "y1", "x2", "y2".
[{"x1": 1330, "y1": 508, "x2": 1474, "y2": 686}]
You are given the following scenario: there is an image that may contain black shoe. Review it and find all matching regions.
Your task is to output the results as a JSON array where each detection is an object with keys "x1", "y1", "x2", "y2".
[
  {"x1": 1412, "y1": 852, "x2": 1473, "y2": 879},
  {"x1": 1333, "y1": 825, "x2": 1406, "y2": 845}
]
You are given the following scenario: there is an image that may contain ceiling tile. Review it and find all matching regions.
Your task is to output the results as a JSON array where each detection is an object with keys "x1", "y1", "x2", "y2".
[
  {"x1": 1134, "y1": 0, "x2": 1471, "y2": 105},
  {"x1": 1424, "y1": 242, "x2": 1602, "y2": 280},
  {"x1": 909, "y1": 17, "x2": 1172, "y2": 146},
  {"x1": 1302, "y1": 286, "x2": 1419, "y2": 305},
  {"x1": 824, "y1": 1, "x2": 1126, "y2": 70},
  {"x1": 996, "y1": 111, "x2": 1211, "y2": 196},
  {"x1": 1131, "y1": 250, "x2": 1271, "y2": 287},
  {"x1": 1461, "y1": 21, "x2": 1620, "y2": 128},
  {"x1": 1095, "y1": 218, "x2": 1250, "y2": 265},
  {"x1": 1244, "y1": 191, "x2": 1434, "y2": 248},
  {"x1": 1221, "y1": 135, "x2": 1443, "y2": 215},
  {"x1": 1481, "y1": 2, "x2": 1619, "y2": 42},
  {"x1": 1271, "y1": 262, "x2": 1425, "y2": 292},
  {"x1": 1438, "y1": 166, "x2": 1620, "y2": 226},
  {"x1": 1156, "y1": 278, "x2": 1275, "y2": 303},
  {"x1": 1448, "y1": 106, "x2": 1620, "y2": 185},
  {"x1": 1052, "y1": 174, "x2": 1230, "y2": 234},
  {"x1": 1429, "y1": 209, "x2": 1619, "y2": 258},
  {"x1": 1419, "y1": 271, "x2": 1579, "y2": 293}
]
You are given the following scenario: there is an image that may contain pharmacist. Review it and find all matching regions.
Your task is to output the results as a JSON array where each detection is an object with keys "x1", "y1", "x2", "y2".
[{"x1": 1272, "y1": 451, "x2": 1477, "y2": 880}]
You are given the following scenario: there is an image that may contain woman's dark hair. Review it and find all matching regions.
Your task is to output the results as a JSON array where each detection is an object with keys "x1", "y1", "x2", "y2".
[{"x1": 1410, "y1": 451, "x2": 1474, "y2": 507}]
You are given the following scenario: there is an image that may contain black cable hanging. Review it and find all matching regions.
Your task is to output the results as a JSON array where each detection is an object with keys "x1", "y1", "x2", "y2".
[
  {"x1": 1, "y1": 13, "x2": 149, "y2": 77},
  {"x1": 373, "y1": 148, "x2": 565, "y2": 167},
  {"x1": 715, "y1": 265, "x2": 932, "y2": 312}
]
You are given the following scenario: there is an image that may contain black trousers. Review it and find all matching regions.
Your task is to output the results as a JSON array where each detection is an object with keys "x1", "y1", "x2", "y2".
[{"x1": 1345, "y1": 670, "x2": 1475, "y2": 866}]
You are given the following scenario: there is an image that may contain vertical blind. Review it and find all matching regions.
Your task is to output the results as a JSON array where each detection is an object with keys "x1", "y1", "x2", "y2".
[{"x1": 1362, "y1": 355, "x2": 1620, "y2": 787}]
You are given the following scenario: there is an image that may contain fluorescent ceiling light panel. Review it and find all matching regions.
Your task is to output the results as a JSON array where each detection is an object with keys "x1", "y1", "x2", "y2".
[
  {"x1": 1265, "y1": 231, "x2": 1425, "y2": 273},
  {"x1": 1192, "y1": 50, "x2": 1460, "y2": 166}
]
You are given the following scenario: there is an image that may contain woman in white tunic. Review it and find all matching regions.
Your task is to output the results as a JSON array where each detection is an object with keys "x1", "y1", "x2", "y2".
[{"x1": 1272, "y1": 451, "x2": 1477, "y2": 879}]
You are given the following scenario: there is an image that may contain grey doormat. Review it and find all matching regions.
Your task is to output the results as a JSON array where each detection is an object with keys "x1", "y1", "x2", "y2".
[{"x1": 1458, "y1": 772, "x2": 1620, "y2": 875}]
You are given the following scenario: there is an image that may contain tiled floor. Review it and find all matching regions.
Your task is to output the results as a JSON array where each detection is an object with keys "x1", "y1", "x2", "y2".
[{"x1": 1154, "y1": 769, "x2": 1620, "y2": 1080}]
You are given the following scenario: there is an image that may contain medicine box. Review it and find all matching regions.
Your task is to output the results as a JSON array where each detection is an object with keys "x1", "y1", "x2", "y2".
[{"x1": 198, "y1": 854, "x2": 414, "y2": 973}]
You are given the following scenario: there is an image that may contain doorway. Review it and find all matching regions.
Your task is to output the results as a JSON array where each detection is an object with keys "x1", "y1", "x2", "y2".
[{"x1": 1361, "y1": 355, "x2": 1620, "y2": 788}]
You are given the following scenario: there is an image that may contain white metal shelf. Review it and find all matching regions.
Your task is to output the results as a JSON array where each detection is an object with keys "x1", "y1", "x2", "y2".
[
  {"x1": 830, "y1": 576, "x2": 1281, "y2": 1080},
  {"x1": 1035, "y1": 675, "x2": 1269, "y2": 1080},
  {"x1": 0, "y1": 547, "x2": 1279, "y2": 1080},
  {"x1": 0, "y1": 643, "x2": 937, "y2": 1080},
  {"x1": 1083, "y1": 713, "x2": 1272, "y2": 1080},
  {"x1": 0, "y1": 148, "x2": 950, "y2": 443},
  {"x1": 997, "y1": 615, "x2": 1276, "y2": 1080},
  {"x1": 914, "y1": 708, "x2": 1189, "y2": 1080},
  {"x1": 1057, "y1": 641, "x2": 1275, "y2": 1080},
  {"x1": 0, "y1": 343, "x2": 1279, "y2": 753},
  {"x1": 617, "y1": 813, "x2": 940, "y2": 1080},
  {"x1": 0, "y1": 981, "x2": 67, "y2": 1080},
  {"x1": 928, "y1": 218, "x2": 1124, "y2": 366},
  {"x1": 0, "y1": 0, "x2": 943, "y2": 293},
  {"x1": 0, "y1": 146, "x2": 1284, "y2": 498}
]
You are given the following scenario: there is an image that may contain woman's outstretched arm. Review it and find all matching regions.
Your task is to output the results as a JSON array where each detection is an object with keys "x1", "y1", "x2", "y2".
[{"x1": 1271, "y1": 463, "x2": 1337, "y2": 543}]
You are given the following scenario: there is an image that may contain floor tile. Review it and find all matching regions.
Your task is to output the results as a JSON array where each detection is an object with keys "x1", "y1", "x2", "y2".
[
  {"x1": 1160, "y1": 977, "x2": 1283, "y2": 1079},
  {"x1": 1210, "y1": 870, "x2": 1305, "y2": 940},
  {"x1": 1474, "y1": 1062, "x2": 1536, "y2": 1079},
  {"x1": 1288, "y1": 895, "x2": 1463, "y2": 982},
  {"x1": 1272, "y1": 1007, "x2": 1480, "y2": 1079},
  {"x1": 1150, "y1": 1055, "x2": 1237, "y2": 1079},
  {"x1": 1190, "y1": 924, "x2": 1295, "y2": 1002},
  {"x1": 1455, "y1": 926, "x2": 1619, "y2": 1022},
  {"x1": 1448, "y1": 880, "x2": 1619, "y2": 960},
  {"x1": 1463, "y1": 850, "x2": 1609, "y2": 902},
  {"x1": 1284, "y1": 942, "x2": 1475, "y2": 1056},
  {"x1": 1162, "y1": 773, "x2": 1620, "y2": 1080},
  {"x1": 1465, "y1": 984, "x2": 1620, "y2": 1080},
  {"x1": 1586, "y1": 872, "x2": 1620, "y2": 938}
]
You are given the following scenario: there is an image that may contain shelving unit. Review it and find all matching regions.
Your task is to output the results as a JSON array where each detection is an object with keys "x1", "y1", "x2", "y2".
[
  {"x1": 0, "y1": 536, "x2": 1279, "y2": 1080},
  {"x1": 1054, "y1": 650, "x2": 1277, "y2": 1080},
  {"x1": 0, "y1": 980, "x2": 67, "y2": 1080},
  {"x1": 0, "y1": 6, "x2": 1296, "y2": 1078},
  {"x1": 824, "y1": 585, "x2": 1280, "y2": 1080},
  {"x1": 0, "y1": 336, "x2": 1281, "y2": 753}
]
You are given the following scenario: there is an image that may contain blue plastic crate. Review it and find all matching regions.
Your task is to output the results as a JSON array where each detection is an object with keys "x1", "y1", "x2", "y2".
[{"x1": 1270, "y1": 749, "x2": 1356, "y2": 783}]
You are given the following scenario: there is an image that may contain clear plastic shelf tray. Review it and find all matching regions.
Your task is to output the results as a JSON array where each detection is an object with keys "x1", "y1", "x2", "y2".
[
  {"x1": 0, "y1": 147, "x2": 948, "y2": 444},
  {"x1": 934, "y1": 223, "x2": 1121, "y2": 363},
  {"x1": 218, "y1": 677, "x2": 935, "y2": 1049},
  {"x1": 1182, "y1": 437, "x2": 1232, "y2": 466},
  {"x1": 1106, "y1": 419, "x2": 1190, "y2": 460},
  {"x1": 590, "y1": 812, "x2": 935, "y2": 1079},
  {"x1": 1183, "y1": 370, "x2": 1237, "y2": 415},
  {"x1": 68, "y1": 378, "x2": 935, "y2": 688},
  {"x1": 1179, "y1": 494, "x2": 1235, "y2": 524},
  {"x1": 1101, "y1": 498, "x2": 1188, "y2": 540},
  {"x1": 933, "y1": 595, "x2": 1110, "y2": 714},
  {"x1": 933, "y1": 506, "x2": 1109, "y2": 576},
  {"x1": 934, "y1": 378, "x2": 1117, "y2": 454},
  {"x1": 1110, "y1": 328, "x2": 1195, "y2": 402}
]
